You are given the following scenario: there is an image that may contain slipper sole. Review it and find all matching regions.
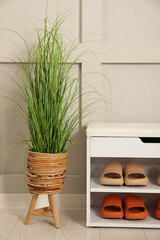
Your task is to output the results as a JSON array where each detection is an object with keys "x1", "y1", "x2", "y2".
[
  {"x1": 154, "y1": 198, "x2": 160, "y2": 219},
  {"x1": 100, "y1": 194, "x2": 123, "y2": 219},
  {"x1": 99, "y1": 162, "x2": 124, "y2": 186},
  {"x1": 124, "y1": 162, "x2": 148, "y2": 186},
  {"x1": 123, "y1": 195, "x2": 148, "y2": 220}
]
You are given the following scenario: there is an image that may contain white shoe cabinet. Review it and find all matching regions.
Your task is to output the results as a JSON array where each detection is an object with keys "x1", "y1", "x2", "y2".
[{"x1": 86, "y1": 123, "x2": 160, "y2": 228}]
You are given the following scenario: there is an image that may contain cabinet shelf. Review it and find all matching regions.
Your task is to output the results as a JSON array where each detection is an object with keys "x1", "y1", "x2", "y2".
[
  {"x1": 86, "y1": 123, "x2": 160, "y2": 228},
  {"x1": 91, "y1": 176, "x2": 160, "y2": 194},
  {"x1": 90, "y1": 207, "x2": 160, "y2": 228}
]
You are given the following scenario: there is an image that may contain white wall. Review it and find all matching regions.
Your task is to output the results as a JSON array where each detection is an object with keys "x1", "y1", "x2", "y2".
[{"x1": 0, "y1": 0, "x2": 160, "y2": 194}]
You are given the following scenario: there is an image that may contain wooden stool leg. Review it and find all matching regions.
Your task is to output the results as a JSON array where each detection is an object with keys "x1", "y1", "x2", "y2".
[
  {"x1": 48, "y1": 194, "x2": 60, "y2": 229},
  {"x1": 25, "y1": 194, "x2": 38, "y2": 225}
]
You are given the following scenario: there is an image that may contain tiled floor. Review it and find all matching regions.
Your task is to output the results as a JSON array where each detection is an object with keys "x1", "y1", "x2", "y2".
[{"x1": 0, "y1": 209, "x2": 159, "y2": 240}]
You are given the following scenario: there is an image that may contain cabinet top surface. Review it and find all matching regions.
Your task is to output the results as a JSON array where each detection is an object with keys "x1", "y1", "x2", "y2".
[{"x1": 86, "y1": 123, "x2": 160, "y2": 137}]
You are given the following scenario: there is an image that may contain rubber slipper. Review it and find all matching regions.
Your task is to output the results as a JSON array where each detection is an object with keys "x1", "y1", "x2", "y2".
[
  {"x1": 154, "y1": 198, "x2": 160, "y2": 219},
  {"x1": 123, "y1": 195, "x2": 148, "y2": 220},
  {"x1": 157, "y1": 172, "x2": 160, "y2": 185},
  {"x1": 99, "y1": 161, "x2": 124, "y2": 185},
  {"x1": 124, "y1": 162, "x2": 148, "y2": 186},
  {"x1": 100, "y1": 194, "x2": 123, "y2": 218}
]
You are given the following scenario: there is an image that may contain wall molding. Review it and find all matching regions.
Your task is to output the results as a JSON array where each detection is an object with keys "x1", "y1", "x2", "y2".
[
  {"x1": 0, "y1": 174, "x2": 85, "y2": 194},
  {"x1": 0, "y1": 193, "x2": 86, "y2": 209}
]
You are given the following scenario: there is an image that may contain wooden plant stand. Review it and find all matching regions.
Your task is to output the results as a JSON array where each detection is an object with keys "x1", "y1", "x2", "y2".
[{"x1": 24, "y1": 194, "x2": 60, "y2": 229}]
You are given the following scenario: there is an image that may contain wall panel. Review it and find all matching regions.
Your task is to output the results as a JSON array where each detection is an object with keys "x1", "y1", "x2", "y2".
[
  {"x1": 0, "y1": 0, "x2": 160, "y2": 193},
  {"x1": 0, "y1": 0, "x2": 80, "y2": 62},
  {"x1": 102, "y1": 63, "x2": 160, "y2": 122}
]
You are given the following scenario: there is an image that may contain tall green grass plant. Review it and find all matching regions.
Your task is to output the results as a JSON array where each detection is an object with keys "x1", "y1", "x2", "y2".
[{"x1": 2, "y1": 10, "x2": 109, "y2": 160}]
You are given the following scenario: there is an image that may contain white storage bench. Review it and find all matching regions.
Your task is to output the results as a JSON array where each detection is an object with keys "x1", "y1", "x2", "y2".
[{"x1": 86, "y1": 123, "x2": 160, "y2": 228}]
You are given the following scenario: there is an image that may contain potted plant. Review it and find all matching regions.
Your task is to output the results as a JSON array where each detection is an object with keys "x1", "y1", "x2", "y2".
[
  {"x1": 1, "y1": 12, "x2": 87, "y2": 228},
  {"x1": 1, "y1": 8, "x2": 108, "y2": 229},
  {"x1": 20, "y1": 14, "x2": 85, "y2": 228}
]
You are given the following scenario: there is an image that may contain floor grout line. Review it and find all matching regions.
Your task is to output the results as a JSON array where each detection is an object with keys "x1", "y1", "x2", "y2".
[
  {"x1": 0, "y1": 209, "x2": 158, "y2": 240},
  {"x1": 7, "y1": 208, "x2": 25, "y2": 239},
  {"x1": 143, "y1": 228, "x2": 148, "y2": 240},
  {"x1": 99, "y1": 228, "x2": 101, "y2": 240}
]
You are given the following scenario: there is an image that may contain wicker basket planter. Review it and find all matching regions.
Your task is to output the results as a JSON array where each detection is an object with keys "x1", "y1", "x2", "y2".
[
  {"x1": 26, "y1": 150, "x2": 68, "y2": 195},
  {"x1": 25, "y1": 150, "x2": 68, "y2": 228}
]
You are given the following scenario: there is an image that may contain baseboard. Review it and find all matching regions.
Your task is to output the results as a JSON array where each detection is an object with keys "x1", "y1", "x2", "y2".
[
  {"x1": 0, "y1": 174, "x2": 85, "y2": 194},
  {"x1": 0, "y1": 194, "x2": 86, "y2": 209}
]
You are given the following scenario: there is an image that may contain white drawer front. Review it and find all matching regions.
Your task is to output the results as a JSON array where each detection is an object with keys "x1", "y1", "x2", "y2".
[{"x1": 90, "y1": 137, "x2": 160, "y2": 158}]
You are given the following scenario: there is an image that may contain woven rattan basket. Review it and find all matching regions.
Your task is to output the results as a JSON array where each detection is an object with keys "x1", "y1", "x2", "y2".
[{"x1": 26, "y1": 150, "x2": 68, "y2": 195}]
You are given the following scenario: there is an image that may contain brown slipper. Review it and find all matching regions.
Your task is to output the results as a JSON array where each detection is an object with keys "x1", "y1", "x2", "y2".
[
  {"x1": 124, "y1": 195, "x2": 148, "y2": 220},
  {"x1": 157, "y1": 173, "x2": 160, "y2": 185},
  {"x1": 100, "y1": 194, "x2": 123, "y2": 219},
  {"x1": 99, "y1": 161, "x2": 124, "y2": 186},
  {"x1": 124, "y1": 162, "x2": 148, "y2": 186},
  {"x1": 154, "y1": 198, "x2": 160, "y2": 219}
]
